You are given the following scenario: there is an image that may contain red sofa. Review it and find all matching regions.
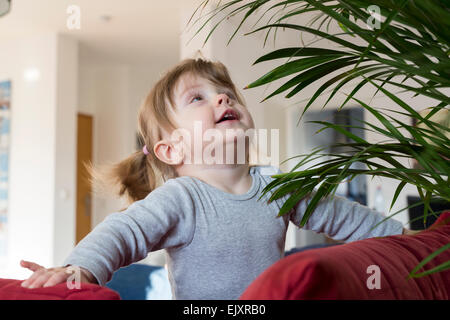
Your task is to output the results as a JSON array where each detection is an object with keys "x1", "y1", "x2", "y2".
[
  {"x1": 0, "y1": 212, "x2": 448, "y2": 300},
  {"x1": 240, "y1": 211, "x2": 450, "y2": 300},
  {"x1": 0, "y1": 279, "x2": 120, "y2": 300}
]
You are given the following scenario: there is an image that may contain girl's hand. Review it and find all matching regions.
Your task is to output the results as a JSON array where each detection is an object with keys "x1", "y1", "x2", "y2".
[{"x1": 20, "y1": 260, "x2": 96, "y2": 289}]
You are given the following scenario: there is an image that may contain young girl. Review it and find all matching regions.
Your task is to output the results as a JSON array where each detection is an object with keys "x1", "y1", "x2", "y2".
[{"x1": 20, "y1": 58, "x2": 408, "y2": 300}]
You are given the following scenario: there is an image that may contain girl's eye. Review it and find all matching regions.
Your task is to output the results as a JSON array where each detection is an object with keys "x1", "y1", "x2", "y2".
[{"x1": 190, "y1": 95, "x2": 202, "y2": 103}]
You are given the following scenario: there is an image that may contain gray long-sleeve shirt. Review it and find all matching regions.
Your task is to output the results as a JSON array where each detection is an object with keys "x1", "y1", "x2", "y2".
[{"x1": 64, "y1": 165, "x2": 403, "y2": 299}]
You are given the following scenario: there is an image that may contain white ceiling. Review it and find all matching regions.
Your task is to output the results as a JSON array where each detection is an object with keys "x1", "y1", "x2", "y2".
[{"x1": 0, "y1": 0, "x2": 190, "y2": 65}]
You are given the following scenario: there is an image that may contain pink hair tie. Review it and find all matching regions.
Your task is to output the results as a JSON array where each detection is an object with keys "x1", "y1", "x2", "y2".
[{"x1": 142, "y1": 145, "x2": 150, "y2": 155}]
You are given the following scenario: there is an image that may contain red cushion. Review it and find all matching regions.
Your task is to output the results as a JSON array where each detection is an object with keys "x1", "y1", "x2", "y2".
[
  {"x1": 0, "y1": 279, "x2": 120, "y2": 300},
  {"x1": 240, "y1": 211, "x2": 450, "y2": 300}
]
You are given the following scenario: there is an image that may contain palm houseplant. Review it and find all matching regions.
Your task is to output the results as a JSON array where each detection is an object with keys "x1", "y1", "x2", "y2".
[{"x1": 189, "y1": 0, "x2": 450, "y2": 278}]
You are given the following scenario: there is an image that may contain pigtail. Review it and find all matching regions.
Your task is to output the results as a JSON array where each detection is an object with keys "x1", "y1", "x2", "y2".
[{"x1": 86, "y1": 150, "x2": 160, "y2": 206}]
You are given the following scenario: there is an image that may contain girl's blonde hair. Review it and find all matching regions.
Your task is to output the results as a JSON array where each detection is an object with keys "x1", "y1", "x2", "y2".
[{"x1": 88, "y1": 58, "x2": 246, "y2": 205}]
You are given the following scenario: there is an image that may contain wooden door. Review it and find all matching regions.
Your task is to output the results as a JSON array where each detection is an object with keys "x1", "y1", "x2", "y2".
[{"x1": 76, "y1": 114, "x2": 93, "y2": 244}]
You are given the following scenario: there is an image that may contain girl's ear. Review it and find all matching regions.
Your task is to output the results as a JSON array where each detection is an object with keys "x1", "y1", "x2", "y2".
[{"x1": 153, "y1": 140, "x2": 183, "y2": 166}]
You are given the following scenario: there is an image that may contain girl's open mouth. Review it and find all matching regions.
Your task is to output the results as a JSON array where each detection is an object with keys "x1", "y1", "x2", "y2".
[{"x1": 216, "y1": 109, "x2": 239, "y2": 124}]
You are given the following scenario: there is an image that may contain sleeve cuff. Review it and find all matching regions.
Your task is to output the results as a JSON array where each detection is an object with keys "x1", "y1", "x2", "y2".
[{"x1": 63, "y1": 257, "x2": 108, "y2": 286}]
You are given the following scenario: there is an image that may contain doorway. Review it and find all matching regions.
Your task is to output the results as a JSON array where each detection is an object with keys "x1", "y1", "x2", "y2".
[{"x1": 76, "y1": 114, "x2": 93, "y2": 244}]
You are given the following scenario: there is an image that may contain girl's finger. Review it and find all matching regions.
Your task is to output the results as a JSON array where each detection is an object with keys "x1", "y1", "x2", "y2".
[
  {"x1": 20, "y1": 260, "x2": 43, "y2": 272},
  {"x1": 26, "y1": 271, "x2": 55, "y2": 289},
  {"x1": 21, "y1": 268, "x2": 46, "y2": 288},
  {"x1": 43, "y1": 271, "x2": 70, "y2": 288}
]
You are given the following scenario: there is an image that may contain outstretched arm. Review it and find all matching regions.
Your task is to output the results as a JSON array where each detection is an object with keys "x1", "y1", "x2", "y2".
[
  {"x1": 63, "y1": 180, "x2": 195, "y2": 286},
  {"x1": 291, "y1": 193, "x2": 404, "y2": 242},
  {"x1": 21, "y1": 179, "x2": 195, "y2": 288}
]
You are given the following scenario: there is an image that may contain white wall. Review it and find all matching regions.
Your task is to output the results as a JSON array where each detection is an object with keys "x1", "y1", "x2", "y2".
[
  {"x1": 53, "y1": 35, "x2": 78, "y2": 267},
  {"x1": 78, "y1": 62, "x2": 132, "y2": 226},
  {"x1": 0, "y1": 33, "x2": 78, "y2": 278}
]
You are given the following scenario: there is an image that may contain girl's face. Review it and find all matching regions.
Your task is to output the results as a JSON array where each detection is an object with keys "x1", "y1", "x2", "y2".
[
  {"x1": 172, "y1": 73, "x2": 254, "y2": 133},
  {"x1": 167, "y1": 74, "x2": 255, "y2": 164}
]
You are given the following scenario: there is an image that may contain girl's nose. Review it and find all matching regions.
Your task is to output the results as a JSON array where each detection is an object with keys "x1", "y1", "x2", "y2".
[{"x1": 215, "y1": 93, "x2": 231, "y2": 107}]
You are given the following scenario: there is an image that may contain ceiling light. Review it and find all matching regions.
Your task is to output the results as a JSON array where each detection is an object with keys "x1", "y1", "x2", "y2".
[{"x1": 23, "y1": 68, "x2": 40, "y2": 82}]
